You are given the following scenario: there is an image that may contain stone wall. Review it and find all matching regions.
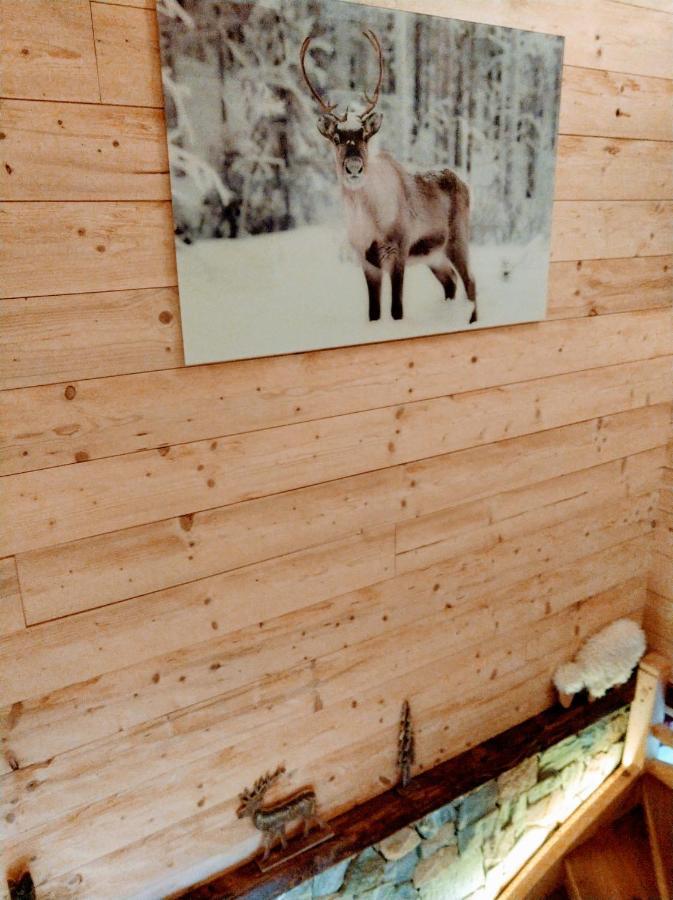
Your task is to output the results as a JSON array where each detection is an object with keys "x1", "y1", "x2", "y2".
[{"x1": 278, "y1": 707, "x2": 629, "y2": 900}]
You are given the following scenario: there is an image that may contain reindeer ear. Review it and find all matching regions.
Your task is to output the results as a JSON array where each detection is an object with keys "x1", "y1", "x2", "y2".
[
  {"x1": 362, "y1": 111, "x2": 382, "y2": 139},
  {"x1": 317, "y1": 115, "x2": 338, "y2": 141}
]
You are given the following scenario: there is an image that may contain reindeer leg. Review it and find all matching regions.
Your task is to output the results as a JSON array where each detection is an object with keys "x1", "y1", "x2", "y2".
[
  {"x1": 430, "y1": 264, "x2": 457, "y2": 301},
  {"x1": 390, "y1": 261, "x2": 405, "y2": 320},
  {"x1": 364, "y1": 247, "x2": 382, "y2": 322},
  {"x1": 279, "y1": 825, "x2": 287, "y2": 849},
  {"x1": 261, "y1": 834, "x2": 271, "y2": 861}
]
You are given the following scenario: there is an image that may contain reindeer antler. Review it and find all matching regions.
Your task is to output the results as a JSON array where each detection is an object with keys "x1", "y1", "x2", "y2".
[
  {"x1": 299, "y1": 36, "x2": 347, "y2": 121},
  {"x1": 239, "y1": 765, "x2": 286, "y2": 805},
  {"x1": 361, "y1": 29, "x2": 384, "y2": 116}
]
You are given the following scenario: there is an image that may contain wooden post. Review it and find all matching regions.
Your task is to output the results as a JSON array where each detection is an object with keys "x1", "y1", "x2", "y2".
[{"x1": 622, "y1": 653, "x2": 671, "y2": 772}]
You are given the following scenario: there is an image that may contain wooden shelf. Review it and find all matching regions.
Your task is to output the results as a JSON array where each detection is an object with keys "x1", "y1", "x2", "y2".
[{"x1": 176, "y1": 679, "x2": 635, "y2": 900}]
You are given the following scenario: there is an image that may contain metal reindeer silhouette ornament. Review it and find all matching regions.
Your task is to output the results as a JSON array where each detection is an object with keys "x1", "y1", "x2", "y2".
[
  {"x1": 397, "y1": 699, "x2": 415, "y2": 788},
  {"x1": 237, "y1": 765, "x2": 326, "y2": 862}
]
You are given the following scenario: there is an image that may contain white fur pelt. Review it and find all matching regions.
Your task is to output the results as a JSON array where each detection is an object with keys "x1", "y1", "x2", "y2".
[{"x1": 553, "y1": 618, "x2": 646, "y2": 701}]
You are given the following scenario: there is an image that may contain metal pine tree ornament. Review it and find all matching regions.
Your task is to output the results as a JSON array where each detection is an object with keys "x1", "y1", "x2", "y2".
[{"x1": 397, "y1": 699, "x2": 415, "y2": 787}]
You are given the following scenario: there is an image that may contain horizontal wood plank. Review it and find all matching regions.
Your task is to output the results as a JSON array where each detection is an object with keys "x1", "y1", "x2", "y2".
[
  {"x1": 0, "y1": 201, "x2": 177, "y2": 299},
  {"x1": 547, "y1": 256, "x2": 671, "y2": 319},
  {"x1": 559, "y1": 66, "x2": 673, "y2": 141},
  {"x1": 555, "y1": 136, "x2": 673, "y2": 200},
  {"x1": 550, "y1": 201, "x2": 672, "y2": 261},
  {"x1": 0, "y1": 0, "x2": 99, "y2": 103},
  {"x1": 1, "y1": 506, "x2": 651, "y2": 723},
  {"x1": 28, "y1": 669, "x2": 616, "y2": 900},
  {"x1": 1, "y1": 360, "x2": 669, "y2": 557},
  {"x1": 15, "y1": 435, "x2": 665, "y2": 626},
  {"x1": 0, "y1": 557, "x2": 24, "y2": 638},
  {"x1": 395, "y1": 446, "x2": 662, "y2": 559},
  {"x1": 0, "y1": 99, "x2": 169, "y2": 201},
  {"x1": 2, "y1": 308, "x2": 670, "y2": 475},
  {"x1": 0, "y1": 528, "x2": 395, "y2": 705},
  {"x1": 1, "y1": 540, "x2": 648, "y2": 780},
  {"x1": 369, "y1": 0, "x2": 673, "y2": 80},
  {"x1": 0, "y1": 288, "x2": 183, "y2": 391},
  {"x1": 91, "y1": 2, "x2": 162, "y2": 107},
  {"x1": 19, "y1": 442, "x2": 662, "y2": 624},
  {"x1": 95, "y1": 0, "x2": 155, "y2": 7}
]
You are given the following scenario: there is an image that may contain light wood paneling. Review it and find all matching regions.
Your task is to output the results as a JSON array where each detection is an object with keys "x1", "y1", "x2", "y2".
[
  {"x1": 2, "y1": 360, "x2": 670, "y2": 558},
  {"x1": 547, "y1": 256, "x2": 671, "y2": 319},
  {"x1": 0, "y1": 201, "x2": 177, "y2": 299},
  {"x1": 1, "y1": 308, "x2": 669, "y2": 474},
  {"x1": 550, "y1": 201, "x2": 672, "y2": 261},
  {"x1": 0, "y1": 100, "x2": 169, "y2": 201},
  {"x1": 91, "y1": 2, "x2": 162, "y2": 107},
  {"x1": 15, "y1": 438, "x2": 666, "y2": 627},
  {"x1": 3, "y1": 99, "x2": 670, "y2": 204},
  {"x1": 0, "y1": 569, "x2": 646, "y2": 848},
  {"x1": 0, "y1": 288, "x2": 183, "y2": 391},
  {"x1": 0, "y1": 558, "x2": 24, "y2": 638},
  {"x1": 0, "y1": 544, "x2": 648, "y2": 775},
  {"x1": 559, "y1": 67, "x2": 673, "y2": 141},
  {"x1": 0, "y1": 0, "x2": 100, "y2": 103},
  {"x1": 555, "y1": 136, "x2": 673, "y2": 200},
  {"x1": 1, "y1": 0, "x2": 671, "y2": 895}
]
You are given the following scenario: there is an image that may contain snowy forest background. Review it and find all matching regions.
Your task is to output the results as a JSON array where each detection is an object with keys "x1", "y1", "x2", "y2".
[{"x1": 158, "y1": 0, "x2": 564, "y2": 365}]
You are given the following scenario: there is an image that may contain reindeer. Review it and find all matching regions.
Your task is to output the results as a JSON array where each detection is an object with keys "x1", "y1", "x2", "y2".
[
  {"x1": 236, "y1": 765, "x2": 324, "y2": 860},
  {"x1": 300, "y1": 30, "x2": 478, "y2": 324}
]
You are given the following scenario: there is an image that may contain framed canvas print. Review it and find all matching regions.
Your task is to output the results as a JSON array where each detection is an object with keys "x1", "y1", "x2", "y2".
[{"x1": 158, "y1": 0, "x2": 564, "y2": 365}]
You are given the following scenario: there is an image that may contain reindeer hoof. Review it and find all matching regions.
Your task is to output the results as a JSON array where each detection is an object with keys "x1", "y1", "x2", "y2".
[
  {"x1": 469, "y1": 307, "x2": 477, "y2": 324},
  {"x1": 391, "y1": 307, "x2": 403, "y2": 320}
]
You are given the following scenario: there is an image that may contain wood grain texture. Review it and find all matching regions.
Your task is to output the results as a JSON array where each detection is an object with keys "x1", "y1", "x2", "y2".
[
  {"x1": 0, "y1": 100, "x2": 169, "y2": 201},
  {"x1": 1, "y1": 563, "x2": 644, "y2": 842},
  {"x1": 550, "y1": 201, "x2": 673, "y2": 261},
  {"x1": 0, "y1": 557, "x2": 24, "y2": 637},
  {"x1": 0, "y1": 0, "x2": 100, "y2": 102},
  {"x1": 15, "y1": 439, "x2": 666, "y2": 627},
  {"x1": 0, "y1": 201, "x2": 177, "y2": 299},
  {"x1": 1, "y1": 360, "x2": 670, "y2": 558},
  {"x1": 0, "y1": 288, "x2": 183, "y2": 391},
  {"x1": 1, "y1": 308, "x2": 669, "y2": 475},
  {"x1": 91, "y1": 2, "x2": 162, "y2": 107},
  {"x1": 559, "y1": 67, "x2": 673, "y2": 141},
  {"x1": 555, "y1": 136, "x2": 673, "y2": 200},
  {"x1": 1, "y1": 0, "x2": 670, "y2": 895},
  {"x1": 547, "y1": 256, "x2": 672, "y2": 318}
]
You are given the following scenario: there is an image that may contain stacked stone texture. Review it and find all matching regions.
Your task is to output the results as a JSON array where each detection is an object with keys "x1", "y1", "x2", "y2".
[{"x1": 277, "y1": 708, "x2": 628, "y2": 900}]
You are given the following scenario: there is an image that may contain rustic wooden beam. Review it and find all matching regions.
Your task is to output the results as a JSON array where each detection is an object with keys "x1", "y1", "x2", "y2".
[{"x1": 176, "y1": 678, "x2": 636, "y2": 900}]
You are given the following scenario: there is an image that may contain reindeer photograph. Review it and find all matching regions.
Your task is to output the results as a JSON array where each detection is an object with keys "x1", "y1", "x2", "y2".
[{"x1": 158, "y1": 0, "x2": 563, "y2": 365}]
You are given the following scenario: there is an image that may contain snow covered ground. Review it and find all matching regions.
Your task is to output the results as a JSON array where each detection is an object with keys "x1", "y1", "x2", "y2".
[{"x1": 176, "y1": 225, "x2": 551, "y2": 365}]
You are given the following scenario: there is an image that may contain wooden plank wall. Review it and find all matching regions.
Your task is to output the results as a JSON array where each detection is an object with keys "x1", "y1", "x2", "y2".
[{"x1": 0, "y1": 0, "x2": 671, "y2": 897}]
